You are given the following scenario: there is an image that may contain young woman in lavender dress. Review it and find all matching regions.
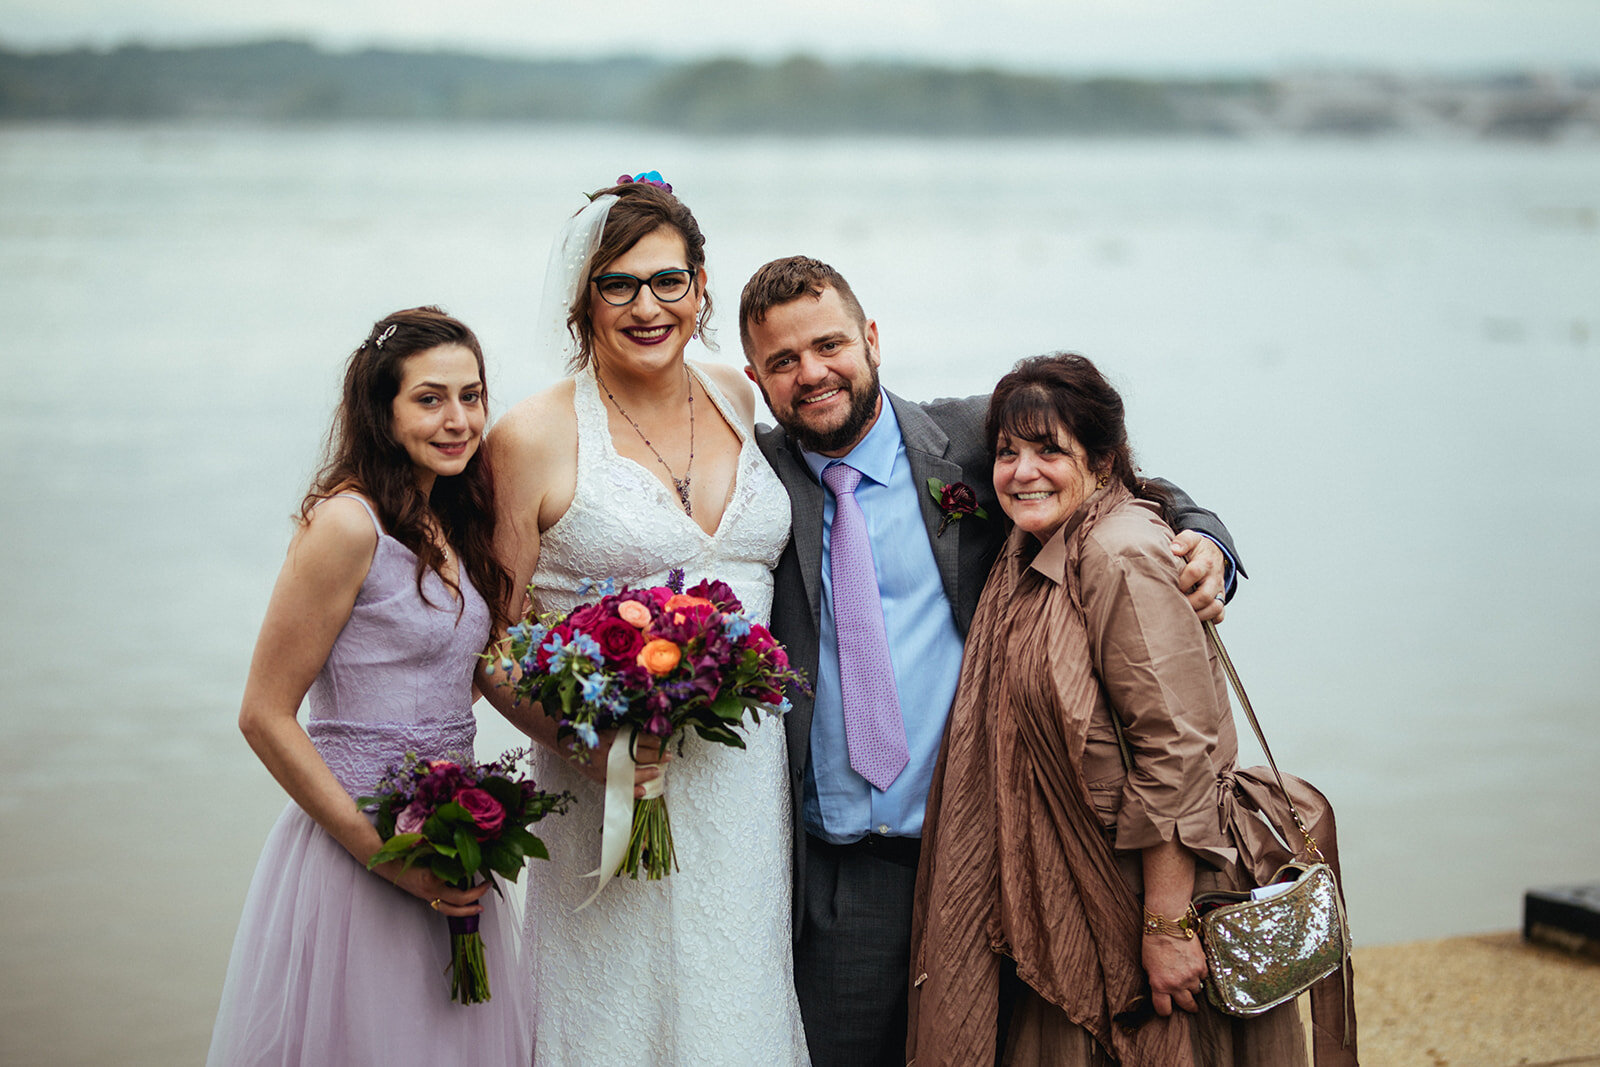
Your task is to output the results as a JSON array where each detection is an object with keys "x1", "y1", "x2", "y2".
[{"x1": 207, "y1": 307, "x2": 529, "y2": 1065}]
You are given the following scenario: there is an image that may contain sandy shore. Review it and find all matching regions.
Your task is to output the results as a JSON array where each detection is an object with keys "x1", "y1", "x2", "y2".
[{"x1": 1345, "y1": 932, "x2": 1600, "y2": 1066}]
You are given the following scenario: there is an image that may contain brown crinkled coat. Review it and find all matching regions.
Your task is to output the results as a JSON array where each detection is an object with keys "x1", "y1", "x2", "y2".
[{"x1": 907, "y1": 484, "x2": 1356, "y2": 1066}]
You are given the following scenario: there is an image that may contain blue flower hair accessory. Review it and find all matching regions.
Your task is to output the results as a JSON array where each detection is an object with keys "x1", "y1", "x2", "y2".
[{"x1": 617, "y1": 170, "x2": 673, "y2": 192}]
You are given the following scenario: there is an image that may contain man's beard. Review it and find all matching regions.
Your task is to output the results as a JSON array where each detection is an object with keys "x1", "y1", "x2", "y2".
[{"x1": 768, "y1": 363, "x2": 882, "y2": 455}]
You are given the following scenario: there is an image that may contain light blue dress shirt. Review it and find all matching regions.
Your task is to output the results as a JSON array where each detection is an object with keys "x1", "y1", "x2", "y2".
[{"x1": 800, "y1": 395, "x2": 966, "y2": 843}]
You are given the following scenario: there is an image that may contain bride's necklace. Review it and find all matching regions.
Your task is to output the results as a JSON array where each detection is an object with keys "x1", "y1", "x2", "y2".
[{"x1": 596, "y1": 365, "x2": 696, "y2": 517}]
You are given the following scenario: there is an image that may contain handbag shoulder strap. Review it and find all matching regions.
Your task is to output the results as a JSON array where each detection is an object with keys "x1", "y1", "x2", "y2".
[
  {"x1": 1202, "y1": 620, "x2": 1324, "y2": 862},
  {"x1": 1104, "y1": 620, "x2": 1324, "y2": 863}
]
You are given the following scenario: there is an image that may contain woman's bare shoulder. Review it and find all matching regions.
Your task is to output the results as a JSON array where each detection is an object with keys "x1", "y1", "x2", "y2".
[
  {"x1": 695, "y1": 360, "x2": 757, "y2": 429},
  {"x1": 292, "y1": 492, "x2": 380, "y2": 574},
  {"x1": 494, "y1": 379, "x2": 577, "y2": 452}
]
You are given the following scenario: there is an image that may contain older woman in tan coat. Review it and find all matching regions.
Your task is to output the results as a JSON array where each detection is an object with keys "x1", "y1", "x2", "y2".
[{"x1": 907, "y1": 354, "x2": 1354, "y2": 1067}]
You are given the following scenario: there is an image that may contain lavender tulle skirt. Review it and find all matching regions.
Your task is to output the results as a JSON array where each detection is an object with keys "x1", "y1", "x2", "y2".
[{"x1": 206, "y1": 803, "x2": 531, "y2": 1067}]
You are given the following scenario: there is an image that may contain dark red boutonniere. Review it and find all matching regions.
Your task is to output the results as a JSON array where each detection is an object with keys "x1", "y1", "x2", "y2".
[{"x1": 927, "y1": 478, "x2": 988, "y2": 537}]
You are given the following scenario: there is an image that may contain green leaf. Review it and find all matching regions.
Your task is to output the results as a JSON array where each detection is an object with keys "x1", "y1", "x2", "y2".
[
  {"x1": 709, "y1": 692, "x2": 746, "y2": 723},
  {"x1": 525, "y1": 838, "x2": 550, "y2": 862},
  {"x1": 455, "y1": 829, "x2": 482, "y2": 875},
  {"x1": 364, "y1": 832, "x2": 425, "y2": 868},
  {"x1": 434, "y1": 802, "x2": 471, "y2": 824},
  {"x1": 503, "y1": 826, "x2": 539, "y2": 854},
  {"x1": 481, "y1": 776, "x2": 520, "y2": 810},
  {"x1": 693, "y1": 723, "x2": 746, "y2": 748},
  {"x1": 486, "y1": 847, "x2": 523, "y2": 880}
]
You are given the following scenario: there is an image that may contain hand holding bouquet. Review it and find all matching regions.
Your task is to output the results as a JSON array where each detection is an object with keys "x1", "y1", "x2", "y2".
[
  {"x1": 486, "y1": 572, "x2": 809, "y2": 894},
  {"x1": 358, "y1": 749, "x2": 571, "y2": 1004}
]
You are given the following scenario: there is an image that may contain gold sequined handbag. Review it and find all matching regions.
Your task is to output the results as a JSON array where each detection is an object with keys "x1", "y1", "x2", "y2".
[
  {"x1": 1191, "y1": 621, "x2": 1351, "y2": 1017},
  {"x1": 1192, "y1": 859, "x2": 1347, "y2": 1015},
  {"x1": 1107, "y1": 622, "x2": 1352, "y2": 1019}
]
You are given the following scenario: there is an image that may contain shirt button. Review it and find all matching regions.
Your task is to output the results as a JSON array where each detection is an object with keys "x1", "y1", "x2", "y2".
[{"x1": 876, "y1": 824, "x2": 891, "y2": 835}]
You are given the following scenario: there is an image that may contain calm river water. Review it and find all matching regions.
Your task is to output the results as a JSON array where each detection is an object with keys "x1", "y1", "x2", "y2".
[{"x1": 2, "y1": 122, "x2": 1597, "y2": 1064}]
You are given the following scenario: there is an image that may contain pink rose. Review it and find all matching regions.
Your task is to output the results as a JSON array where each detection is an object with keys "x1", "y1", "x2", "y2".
[
  {"x1": 396, "y1": 801, "x2": 428, "y2": 835},
  {"x1": 454, "y1": 787, "x2": 506, "y2": 837},
  {"x1": 617, "y1": 600, "x2": 652, "y2": 629}
]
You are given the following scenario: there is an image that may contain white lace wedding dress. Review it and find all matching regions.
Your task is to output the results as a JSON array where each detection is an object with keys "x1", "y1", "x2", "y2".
[{"x1": 522, "y1": 365, "x2": 809, "y2": 1066}]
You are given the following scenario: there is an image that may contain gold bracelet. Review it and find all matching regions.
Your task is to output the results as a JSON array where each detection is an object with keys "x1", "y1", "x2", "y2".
[{"x1": 1142, "y1": 904, "x2": 1198, "y2": 940}]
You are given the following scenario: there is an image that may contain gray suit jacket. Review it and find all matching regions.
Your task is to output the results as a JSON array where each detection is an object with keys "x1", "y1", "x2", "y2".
[{"x1": 755, "y1": 389, "x2": 1237, "y2": 933}]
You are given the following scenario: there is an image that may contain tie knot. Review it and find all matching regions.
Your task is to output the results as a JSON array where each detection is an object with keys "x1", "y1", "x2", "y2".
[{"x1": 822, "y1": 462, "x2": 863, "y2": 496}]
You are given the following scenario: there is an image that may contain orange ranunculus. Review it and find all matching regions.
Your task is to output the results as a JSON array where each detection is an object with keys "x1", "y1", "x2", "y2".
[
  {"x1": 616, "y1": 600, "x2": 652, "y2": 629},
  {"x1": 637, "y1": 638, "x2": 682, "y2": 676}
]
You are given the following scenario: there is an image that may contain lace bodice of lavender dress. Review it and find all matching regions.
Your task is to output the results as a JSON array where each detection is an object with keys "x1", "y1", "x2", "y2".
[
  {"x1": 523, "y1": 365, "x2": 808, "y2": 1066},
  {"x1": 306, "y1": 498, "x2": 489, "y2": 796}
]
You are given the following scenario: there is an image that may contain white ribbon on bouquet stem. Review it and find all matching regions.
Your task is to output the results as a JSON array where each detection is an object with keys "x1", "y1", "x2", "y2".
[{"x1": 576, "y1": 725, "x2": 666, "y2": 910}]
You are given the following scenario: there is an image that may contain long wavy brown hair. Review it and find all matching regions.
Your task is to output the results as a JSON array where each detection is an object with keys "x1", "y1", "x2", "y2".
[{"x1": 301, "y1": 306, "x2": 512, "y2": 632}]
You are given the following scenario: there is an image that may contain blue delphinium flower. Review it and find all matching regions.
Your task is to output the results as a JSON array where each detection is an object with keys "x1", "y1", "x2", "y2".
[
  {"x1": 545, "y1": 631, "x2": 604, "y2": 673},
  {"x1": 580, "y1": 673, "x2": 609, "y2": 704},
  {"x1": 721, "y1": 614, "x2": 752, "y2": 641},
  {"x1": 542, "y1": 633, "x2": 575, "y2": 671},
  {"x1": 577, "y1": 577, "x2": 617, "y2": 598},
  {"x1": 574, "y1": 721, "x2": 600, "y2": 750},
  {"x1": 570, "y1": 632, "x2": 602, "y2": 664}
]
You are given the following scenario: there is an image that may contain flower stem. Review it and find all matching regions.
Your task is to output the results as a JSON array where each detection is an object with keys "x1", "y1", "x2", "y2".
[
  {"x1": 448, "y1": 930, "x2": 490, "y2": 1004},
  {"x1": 619, "y1": 795, "x2": 678, "y2": 880}
]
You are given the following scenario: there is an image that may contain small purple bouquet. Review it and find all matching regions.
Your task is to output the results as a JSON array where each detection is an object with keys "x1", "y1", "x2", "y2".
[
  {"x1": 358, "y1": 749, "x2": 571, "y2": 1004},
  {"x1": 485, "y1": 572, "x2": 809, "y2": 892}
]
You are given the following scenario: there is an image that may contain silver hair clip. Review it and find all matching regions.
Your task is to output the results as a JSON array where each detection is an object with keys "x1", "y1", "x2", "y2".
[{"x1": 374, "y1": 324, "x2": 398, "y2": 349}]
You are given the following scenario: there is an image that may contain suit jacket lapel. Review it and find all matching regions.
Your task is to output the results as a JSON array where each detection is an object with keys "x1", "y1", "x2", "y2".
[
  {"x1": 768, "y1": 432, "x2": 826, "y2": 632},
  {"x1": 887, "y1": 390, "x2": 965, "y2": 615}
]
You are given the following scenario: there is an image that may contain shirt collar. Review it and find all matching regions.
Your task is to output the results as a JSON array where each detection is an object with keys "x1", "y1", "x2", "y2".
[
  {"x1": 800, "y1": 390, "x2": 900, "y2": 488},
  {"x1": 1026, "y1": 493, "x2": 1100, "y2": 586}
]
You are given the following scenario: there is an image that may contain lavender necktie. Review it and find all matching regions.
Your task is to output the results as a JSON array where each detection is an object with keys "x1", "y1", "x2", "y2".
[{"x1": 822, "y1": 462, "x2": 909, "y2": 791}]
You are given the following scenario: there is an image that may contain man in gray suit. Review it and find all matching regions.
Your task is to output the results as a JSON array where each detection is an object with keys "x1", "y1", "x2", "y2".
[{"x1": 739, "y1": 256, "x2": 1239, "y2": 1066}]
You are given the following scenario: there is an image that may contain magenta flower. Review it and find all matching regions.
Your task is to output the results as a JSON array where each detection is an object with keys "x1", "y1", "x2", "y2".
[
  {"x1": 396, "y1": 801, "x2": 428, "y2": 835},
  {"x1": 592, "y1": 617, "x2": 646, "y2": 667},
  {"x1": 454, "y1": 788, "x2": 506, "y2": 837}
]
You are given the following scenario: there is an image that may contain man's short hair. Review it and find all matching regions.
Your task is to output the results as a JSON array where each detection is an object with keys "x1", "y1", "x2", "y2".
[{"x1": 738, "y1": 256, "x2": 867, "y2": 360}]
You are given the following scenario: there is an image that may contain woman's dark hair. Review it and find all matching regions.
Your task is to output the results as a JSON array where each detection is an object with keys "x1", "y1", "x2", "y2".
[
  {"x1": 984, "y1": 352, "x2": 1172, "y2": 515},
  {"x1": 567, "y1": 181, "x2": 715, "y2": 371},
  {"x1": 301, "y1": 306, "x2": 513, "y2": 632}
]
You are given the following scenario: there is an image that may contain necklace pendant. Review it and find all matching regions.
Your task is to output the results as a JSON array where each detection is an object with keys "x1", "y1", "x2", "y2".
[{"x1": 673, "y1": 476, "x2": 693, "y2": 516}]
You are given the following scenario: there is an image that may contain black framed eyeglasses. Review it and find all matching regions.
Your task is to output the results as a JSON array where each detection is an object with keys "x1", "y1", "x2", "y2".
[{"x1": 591, "y1": 268, "x2": 695, "y2": 306}]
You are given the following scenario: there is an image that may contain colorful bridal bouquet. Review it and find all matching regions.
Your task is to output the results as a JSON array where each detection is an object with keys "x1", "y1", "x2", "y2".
[
  {"x1": 485, "y1": 572, "x2": 809, "y2": 893},
  {"x1": 358, "y1": 749, "x2": 571, "y2": 1004}
]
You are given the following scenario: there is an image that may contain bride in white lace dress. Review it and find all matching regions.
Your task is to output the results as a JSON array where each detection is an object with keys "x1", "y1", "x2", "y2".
[{"x1": 481, "y1": 176, "x2": 809, "y2": 1065}]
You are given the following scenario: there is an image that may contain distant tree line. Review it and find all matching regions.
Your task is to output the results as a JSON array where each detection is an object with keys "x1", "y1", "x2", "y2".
[
  {"x1": 0, "y1": 40, "x2": 1256, "y2": 133},
  {"x1": 2, "y1": 40, "x2": 1595, "y2": 139}
]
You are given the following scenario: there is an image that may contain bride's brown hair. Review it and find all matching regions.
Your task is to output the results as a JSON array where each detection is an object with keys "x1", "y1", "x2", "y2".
[
  {"x1": 301, "y1": 306, "x2": 512, "y2": 632},
  {"x1": 565, "y1": 181, "x2": 716, "y2": 372}
]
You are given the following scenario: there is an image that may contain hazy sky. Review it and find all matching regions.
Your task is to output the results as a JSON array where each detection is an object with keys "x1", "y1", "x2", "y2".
[{"x1": 3, "y1": 0, "x2": 1597, "y2": 73}]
